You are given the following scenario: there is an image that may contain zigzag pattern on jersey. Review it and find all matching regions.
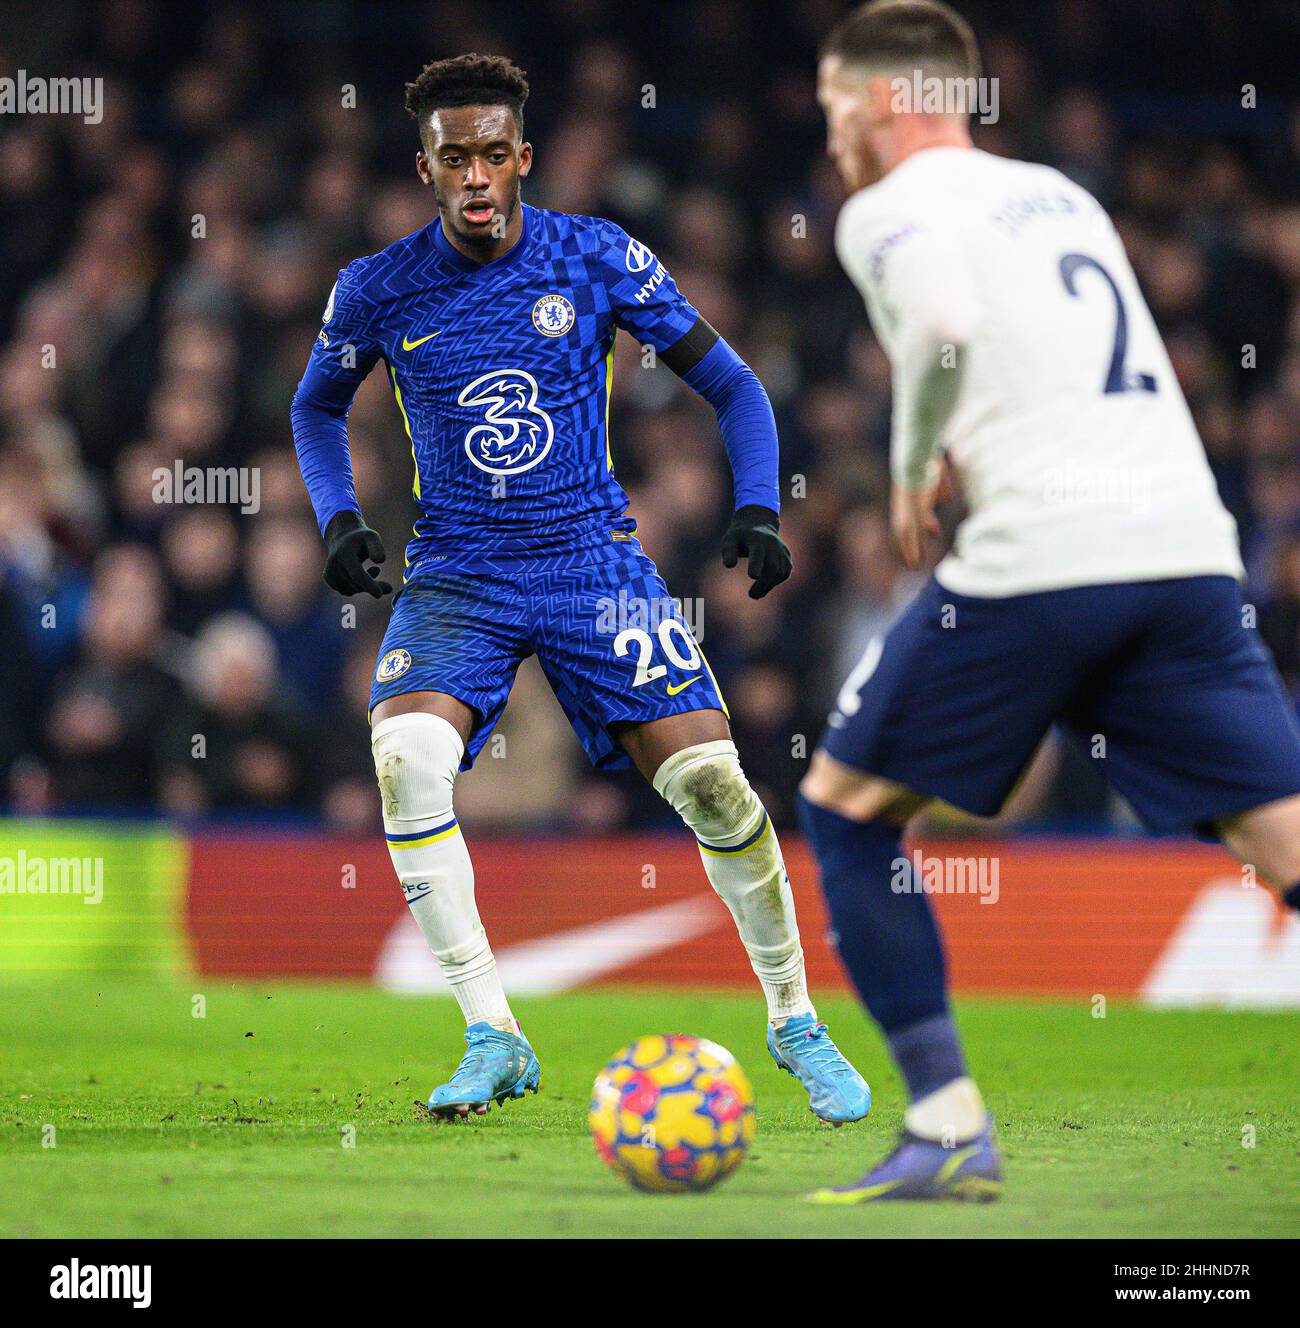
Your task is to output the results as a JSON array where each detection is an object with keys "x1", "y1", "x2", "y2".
[
  {"x1": 370, "y1": 544, "x2": 724, "y2": 772},
  {"x1": 531, "y1": 547, "x2": 721, "y2": 766},
  {"x1": 306, "y1": 206, "x2": 699, "y2": 571}
]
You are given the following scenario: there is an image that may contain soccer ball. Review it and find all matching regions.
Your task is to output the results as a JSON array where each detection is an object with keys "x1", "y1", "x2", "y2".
[{"x1": 588, "y1": 1034, "x2": 756, "y2": 1193}]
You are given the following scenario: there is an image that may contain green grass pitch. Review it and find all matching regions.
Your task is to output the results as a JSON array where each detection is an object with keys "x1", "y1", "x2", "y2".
[{"x1": 1, "y1": 980, "x2": 1297, "y2": 1238}]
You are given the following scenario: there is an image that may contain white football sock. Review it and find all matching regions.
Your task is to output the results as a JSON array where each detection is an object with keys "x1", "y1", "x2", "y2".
[
  {"x1": 371, "y1": 712, "x2": 516, "y2": 1035},
  {"x1": 654, "y1": 740, "x2": 815, "y2": 1026},
  {"x1": 904, "y1": 1076, "x2": 986, "y2": 1143}
]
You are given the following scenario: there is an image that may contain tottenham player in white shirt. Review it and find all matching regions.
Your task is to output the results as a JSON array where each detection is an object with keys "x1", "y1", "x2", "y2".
[{"x1": 799, "y1": 0, "x2": 1300, "y2": 1203}]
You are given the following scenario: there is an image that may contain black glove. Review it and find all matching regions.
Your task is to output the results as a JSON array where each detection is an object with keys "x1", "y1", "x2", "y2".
[
  {"x1": 721, "y1": 505, "x2": 792, "y2": 599},
  {"x1": 322, "y1": 510, "x2": 392, "y2": 598}
]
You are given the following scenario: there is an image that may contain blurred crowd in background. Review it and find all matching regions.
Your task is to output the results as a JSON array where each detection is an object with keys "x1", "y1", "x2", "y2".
[{"x1": 1, "y1": 0, "x2": 1298, "y2": 833}]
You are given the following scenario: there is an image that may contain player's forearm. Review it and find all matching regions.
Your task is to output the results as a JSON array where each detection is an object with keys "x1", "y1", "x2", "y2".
[
  {"x1": 891, "y1": 333, "x2": 965, "y2": 490},
  {"x1": 679, "y1": 338, "x2": 781, "y2": 513},
  {"x1": 290, "y1": 382, "x2": 361, "y2": 534},
  {"x1": 849, "y1": 218, "x2": 975, "y2": 492}
]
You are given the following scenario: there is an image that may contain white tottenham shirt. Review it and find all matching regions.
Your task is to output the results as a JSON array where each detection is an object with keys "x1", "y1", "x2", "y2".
[{"x1": 835, "y1": 146, "x2": 1243, "y2": 597}]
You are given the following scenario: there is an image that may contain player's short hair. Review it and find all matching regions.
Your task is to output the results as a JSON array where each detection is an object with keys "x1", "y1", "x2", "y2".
[
  {"x1": 404, "y1": 53, "x2": 530, "y2": 134},
  {"x1": 822, "y1": 0, "x2": 980, "y2": 79}
]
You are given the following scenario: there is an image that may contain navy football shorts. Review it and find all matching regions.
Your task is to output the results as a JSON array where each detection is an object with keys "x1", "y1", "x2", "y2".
[
  {"x1": 370, "y1": 537, "x2": 726, "y2": 771},
  {"x1": 819, "y1": 574, "x2": 1300, "y2": 834}
]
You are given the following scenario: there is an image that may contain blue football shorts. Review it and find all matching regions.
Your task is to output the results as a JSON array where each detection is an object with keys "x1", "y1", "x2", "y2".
[
  {"x1": 819, "y1": 574, "x2": 1300, "y2": 834},
  {"x1": 370, "y1": 538, "x2": 726, "y2": 771}
]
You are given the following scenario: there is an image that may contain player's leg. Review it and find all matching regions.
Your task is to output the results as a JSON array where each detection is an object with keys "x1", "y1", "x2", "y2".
[
  {"x1": 618, "y1": 710, "x2": 814, "y2": 1026},
  {"x1": 800, "y1": 579, "x2": 1084, "y2": 1201},
  {"x1": 529, "y1": 543, "x2": 868, "y2": 1121},
  {"x1": 797, "y1": 754, "x2": 958, "y2": 1115},
  {"x1": 617, "y1": 709, "x2": 871, "y2": 1123},
  {"x1": 369, "y1": 576, "x2": 539, "y2": 1117},
  {"x1": 797, "y1": 757, "x2": 1000, "y2": 1201},
  {"x1": 1216, "y1": 794, "x2": 1300, "y2": 910},
  {"x1": 371, "y1": 689, "x2": 511, "y2": 1032}
]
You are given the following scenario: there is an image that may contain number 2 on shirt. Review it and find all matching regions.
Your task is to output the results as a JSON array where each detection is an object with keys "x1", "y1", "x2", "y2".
[{"x1": 1059, "y1": 252, "x2": 1158, "y2": 396}]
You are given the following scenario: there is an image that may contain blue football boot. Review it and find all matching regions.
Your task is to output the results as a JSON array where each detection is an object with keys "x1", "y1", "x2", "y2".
[
  {"x1": 807, "y1": 1115, "x2": 1002, "y2": 1202},
  {"x1": 426, "y1": 1021, "x2": 541, "y2": 1118},
  {"x1": 767, "y1": 1014, "x2": 872, "y2": 1124}
]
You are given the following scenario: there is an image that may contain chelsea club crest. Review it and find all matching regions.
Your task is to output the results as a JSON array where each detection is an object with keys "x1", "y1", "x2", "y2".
[
  {"x1": 376, "y1": 648, "x2": 412, "y2": 682},
  {"x1": 531, "y1": 293, "x2": 575, "y2": 337}
]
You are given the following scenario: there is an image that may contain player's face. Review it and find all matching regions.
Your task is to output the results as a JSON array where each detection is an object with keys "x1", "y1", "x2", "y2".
[
  {"x1": 817, "y1": 55, "x2": 885, "y2": 192},
  {"x1": 416, "y1": 104, "x2": 533, "y2": 247}
]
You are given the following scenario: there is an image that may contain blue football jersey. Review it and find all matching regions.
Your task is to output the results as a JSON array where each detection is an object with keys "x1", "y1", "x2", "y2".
[{"x1": 298, "y1": 204, "x2": 700, "y2": 573}]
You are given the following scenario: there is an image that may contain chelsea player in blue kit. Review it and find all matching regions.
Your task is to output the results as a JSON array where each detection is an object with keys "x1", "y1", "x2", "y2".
[{"x1": 291, "y1": 55, "x2": 870, "y2": 1122}]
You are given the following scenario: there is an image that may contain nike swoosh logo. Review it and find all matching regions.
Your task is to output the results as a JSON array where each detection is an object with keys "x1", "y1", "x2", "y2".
[
  {"x1": 375, "y1": 895, "x2": 725, "y2": 994},
  {"x1": 666, "y1": 676, "x2": 702, "y2": 696},
  {"x1": 401, "y1": 331, "x2": 440, "y2": 350}
]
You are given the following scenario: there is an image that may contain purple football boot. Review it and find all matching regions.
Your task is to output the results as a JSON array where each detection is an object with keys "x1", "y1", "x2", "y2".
[{"x1": 807, "y1": 1115, "x2": 1002, "y2": 1203}]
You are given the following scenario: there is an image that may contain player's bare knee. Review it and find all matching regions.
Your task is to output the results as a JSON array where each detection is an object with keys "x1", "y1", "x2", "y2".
[
  {"x1": 800, "y1": 751, "x2": 920, "y2": 825},
  {"x1": 1218, "y1": 793, "x2": 1300, "y2": 889}
]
